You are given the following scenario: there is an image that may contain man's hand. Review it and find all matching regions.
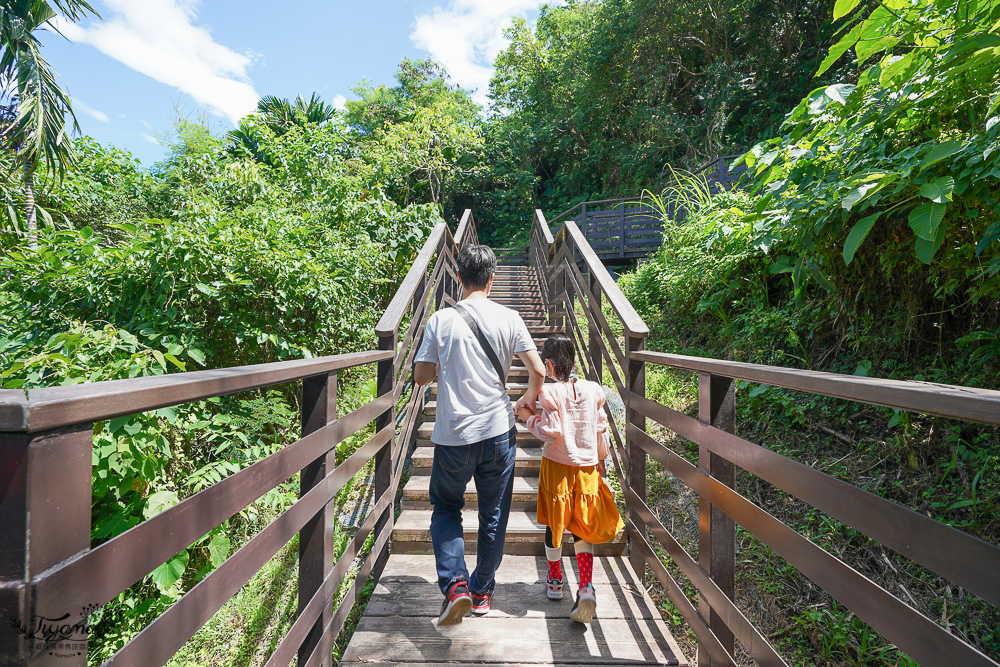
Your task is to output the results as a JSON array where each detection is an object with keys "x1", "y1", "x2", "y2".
[{"x1": 513, "y1": 394, "x2": 535, "y2": 417}]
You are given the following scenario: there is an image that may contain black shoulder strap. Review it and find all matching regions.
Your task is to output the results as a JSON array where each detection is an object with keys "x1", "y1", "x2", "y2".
[{"x1": 452, "y1": 303, "x2": 507, "y2": 387}]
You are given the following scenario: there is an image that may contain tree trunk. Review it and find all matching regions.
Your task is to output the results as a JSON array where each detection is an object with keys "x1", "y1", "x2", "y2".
[{"x1": 24, "y1": 162, "x2": 37, "y2": 247}]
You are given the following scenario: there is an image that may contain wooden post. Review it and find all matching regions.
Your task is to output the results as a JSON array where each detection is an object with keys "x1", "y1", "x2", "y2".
[
  {"x1": 588, "y1": 270, "x2": 603, "y2": 382},
  {"x1": 625, "y1": 333, "x2": 646, "y2": 577},
  {"x1": 0, "y1": 423, "x2": 93, "y2": 666},
  {"x1": 373, "y1": 332, "x2": 398, "y2": 577},
  {"x1": 697, "y1": 373, "x2": 736, "y2": 667},
  {"x1": 298, "y1": 372, "x2": 338, "y2": 667},
  {"x1": 619, "y1": 201, "x2": 626, "y2": 260},
  {"x1": 580, "y1": 203, "x2": 587, "y2": 243}
]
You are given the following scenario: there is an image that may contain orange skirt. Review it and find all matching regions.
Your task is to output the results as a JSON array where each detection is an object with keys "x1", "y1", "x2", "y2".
[{"x1": 536, "y1": 458, "x2": 624, "y2": 548}]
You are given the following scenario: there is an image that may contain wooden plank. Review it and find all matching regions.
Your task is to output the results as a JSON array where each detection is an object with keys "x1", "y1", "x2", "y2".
[
  {"x1": 0, "y1": 390, "x2": 28, "y2": 430},
  {"x1": 379, "y1": 555, "x2": 642, "y2": 586},
  {"x1": 342, "y1": 616, "x2": 682, "y2": 665},
  {"x1": 402, "y1": 475, "x2": 539, "y2": 501},
  {"x1": 365, "y1": 581, "x2": 660, "y2": 620},
  {"x1": 393, "y1": 509, "x2": 554, "y2": 543},
  {"x1": 560, "y1": 222, "x2": 648, "y2": 336},
  {"x1": 632, "y1": 394, "x2": 1000, "y2": 609},
  {"x1": 35, "y1": 415, "x2": 393, "y2": 615},
  {"x1": 377, "y1": 223, "x2": 448, "y2": 335},
  {"x1": 16, "y1": 350, "x2": 392, "y2": 433},
  {"x1": 627, "y1": 426, "x2": 999, "y2": 667},
  {"x1": 631, "y1": 349, "x2": 1000, "y2": 426}
]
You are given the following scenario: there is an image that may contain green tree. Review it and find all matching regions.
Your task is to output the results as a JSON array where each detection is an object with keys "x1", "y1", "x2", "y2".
[
  {"x1": 226, "y1": 93, "x2": 339, "y2": 166},
  {"x1": 0, "y1": 0, "x2": 97, "y2": 242}
]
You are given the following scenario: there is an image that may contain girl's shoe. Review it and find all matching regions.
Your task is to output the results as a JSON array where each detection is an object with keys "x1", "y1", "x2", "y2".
[
  {"x1": 546, "y1": 577, "x2": 564, "y2": 600},
  {"x1": 570, "y1": 584, "x2": 597, "y2": 623}
]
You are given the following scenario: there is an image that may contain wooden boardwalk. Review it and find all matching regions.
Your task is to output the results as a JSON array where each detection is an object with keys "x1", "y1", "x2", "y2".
[
  {"x1": 340, "y1": 555, "x2": 687, "y2": 665},
  {"x1": 340, "y1": 255, "x2": 688, "y2": 666}
]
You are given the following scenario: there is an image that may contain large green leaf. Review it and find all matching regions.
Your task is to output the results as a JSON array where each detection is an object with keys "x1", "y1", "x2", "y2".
[
  {"x1": 914, "y1": 220, "x2": 948, "y2": 264},
  {"x1": 207, "y1": 533, "x2": 230, "y2": 568},
  {"x1": 143, "y1": 490, "x2": 179, "y2": 520},
  {"x1": 908, "y1": 202, "x2": 947, "y2": 242},
  {"x1": 919, "y1": 141, "x2": 964, "y2": 171},
  {"x1": 919, "y1": 176, "x2": 954, "y2": 203},
  {"x1": 151, "y1": 550, "x2": 189, "y2": 593},
  {"x1": 818, "y1": 22, "x2": 866, "y2": 75},
  {"x1": 833, "y1": 0, "x2": 862, "y2": 20},
  {"x1": 843, "y1": 213, "x2": 879, "y2": 265}
]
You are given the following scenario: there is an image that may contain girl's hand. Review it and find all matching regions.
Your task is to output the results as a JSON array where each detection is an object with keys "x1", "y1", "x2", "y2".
[{"x1": 516, "y1": 406, "x2": 534, "y2": 423}]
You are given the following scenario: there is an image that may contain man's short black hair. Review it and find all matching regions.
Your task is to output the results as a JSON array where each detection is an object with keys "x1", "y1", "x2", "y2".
[{"x1": 456, "y1": 244, "x2": 497, "y2": 291}]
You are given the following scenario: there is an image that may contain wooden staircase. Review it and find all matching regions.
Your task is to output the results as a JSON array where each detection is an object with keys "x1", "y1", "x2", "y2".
[
  {"x1": 391, "y1": 249, "x2": 626, "y2": 556},
  {"x1": 341, "y1": 248, "x2": 687, "y2": 666}
]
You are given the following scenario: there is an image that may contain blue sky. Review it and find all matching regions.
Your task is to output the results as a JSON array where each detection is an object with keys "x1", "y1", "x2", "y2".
[{"x1": 45, "y1": 0, "x2": 545, "y2": 166}]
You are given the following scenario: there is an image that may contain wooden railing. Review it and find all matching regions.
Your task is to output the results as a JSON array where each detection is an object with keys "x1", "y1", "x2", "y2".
[
  {"x1": 0, "y1": 210, "x2": 478, "y2": 667},
  {"x1": 531, "y1": 210, "x2": 1000, "y2": 667},
  {"x1": 547, "y1": 155, "x2": 747, "y2": 261}
]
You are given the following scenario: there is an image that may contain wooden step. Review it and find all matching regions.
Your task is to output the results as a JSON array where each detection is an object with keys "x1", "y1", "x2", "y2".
[
  {"x1": 428, "y1": 382, "x2": 540, "y2": 398},
  {"x1": 391, "y1": 509, "x2": 626, "y2": 555},
  {"x1": 409, "y1": 445, "x2": 542, "y2": 475},
  {"x1": 422, "y1": 399, "x2": 539, "y2": 417},
  {"x1": 401, "y1": 475, "x2": 539, "y2": 510},
  {"x1": 417, "y1": 422, "x2": 543, "y2": 447}
]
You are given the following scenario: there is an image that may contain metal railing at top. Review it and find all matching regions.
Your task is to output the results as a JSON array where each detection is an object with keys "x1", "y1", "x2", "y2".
[
  {"x1": 531, "y1": 209, "x2": 1000, "y2": 667},
  {"x1": 0, "y1": 210, "x2": 479, "y2": 667},
  {"x1": 546, "y1": 155, "x2": 747, "y2": 261}
]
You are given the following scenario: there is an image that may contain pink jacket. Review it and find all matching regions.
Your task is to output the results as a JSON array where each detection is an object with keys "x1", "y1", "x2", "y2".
[{"x1": 526, "y1": 379, "x2": 609, "y2": 467}]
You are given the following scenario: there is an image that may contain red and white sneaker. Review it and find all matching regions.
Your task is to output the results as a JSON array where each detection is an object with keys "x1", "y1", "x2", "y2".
[
  {"x1": 471, "y1": 591, "x2": 491, "y2": 616},
  {"x1": 438, "y1": 579, "x2": 473, "y2": 625}
]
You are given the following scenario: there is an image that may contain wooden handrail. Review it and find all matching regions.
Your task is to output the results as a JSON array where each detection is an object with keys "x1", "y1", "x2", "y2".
[
  {"x1": 0, "y1": 209, "x2": 482, "y2": 667},
  {"x1": 534, "y1": 209, "x2": 553, "y2": 245},
  {"x1": 632, "y1": 349, "x2": 1000, "y2": 425},
  {"x1": 558, "y1": 220, "x2": 648, "y2": 337},
  {"x1": 0, "y1": 350, "x2": 392, "y2": 433},
  {"x1": 375, "y1": 223, "x2": 451, "y2": 336}
]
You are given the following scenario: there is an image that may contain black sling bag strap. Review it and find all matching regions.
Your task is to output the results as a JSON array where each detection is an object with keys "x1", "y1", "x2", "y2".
[{"x1": 452, "y1": 303, "x2": 507, "y2": 387}]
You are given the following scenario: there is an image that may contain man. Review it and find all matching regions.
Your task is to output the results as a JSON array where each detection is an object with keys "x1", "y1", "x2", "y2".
[{"x1": 414, "y1": 244, "x2": 546, "y2": 625}]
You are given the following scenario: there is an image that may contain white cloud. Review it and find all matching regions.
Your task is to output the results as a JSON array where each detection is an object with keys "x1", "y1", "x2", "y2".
[
  {"x1": 411, "y1": 0, "x2": 544, "y2": 105},
  {"x1": 141, "y1": 133, "x2": 159, "y2": 145},
  {"x1": 53, "y1": 0, "x2": 259, "y2": 125},
  {"x1": 333, "y1": 94, "x2": 347, "y2": 110},
  {"x1": 75, "y1": 98, "x2": 109, "y2": 123}
]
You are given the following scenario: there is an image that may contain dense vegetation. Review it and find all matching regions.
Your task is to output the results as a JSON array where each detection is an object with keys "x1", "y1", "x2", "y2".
[
  {"x1": 0, "y1": 58, "x2": 468, "y2": 662},
  {"x1": 615, "y1": 0, "x2": 1000, "y2": 662},
  {"x1": 1, "y1": 0, "x2": 998, "y2": 663}
]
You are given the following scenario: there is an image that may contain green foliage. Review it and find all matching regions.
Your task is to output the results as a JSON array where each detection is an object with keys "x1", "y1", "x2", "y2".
[
  {"x1": 480, "y1": 0, "x2": 847, "y2": 237},
  {"x1": 741, "y1": 0, "x2": 1000, "y2": 355},
  {"x1": 0, "y1": 87, "x2": 444, "y2": 658},
  {"x1": 789, "y1": 600, "x2": 918, "y2": 666}
]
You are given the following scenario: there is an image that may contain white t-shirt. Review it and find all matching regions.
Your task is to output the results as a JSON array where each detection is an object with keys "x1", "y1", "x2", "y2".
[{"x1": 414, "y1": 298, "x2": 535, "y2": 445}]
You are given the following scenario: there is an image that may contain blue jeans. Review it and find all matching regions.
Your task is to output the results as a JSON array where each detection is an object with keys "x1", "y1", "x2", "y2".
[{"x1": 429, "y1": 426, "x2": 517, "y2": 595}]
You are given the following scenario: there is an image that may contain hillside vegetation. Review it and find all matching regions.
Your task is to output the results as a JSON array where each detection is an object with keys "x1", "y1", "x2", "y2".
[{"x1": 1, "y1": 0, "x2": 998, "y2": 663}]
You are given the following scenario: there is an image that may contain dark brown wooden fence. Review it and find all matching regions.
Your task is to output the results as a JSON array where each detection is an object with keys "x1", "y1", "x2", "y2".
[
  {"x1": 529, "y1": 209, "x2": 1000, "y2": 667},
  {"x1": 548, "y1": 155, "x2": 747, "y2": 261},
  {"x1": 0, "y1": 212, "x2": 479, "y2": 667}
]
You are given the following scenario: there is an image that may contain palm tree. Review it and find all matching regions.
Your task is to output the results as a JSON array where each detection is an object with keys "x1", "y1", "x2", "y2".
[
  {"x1": 227, "y1": 93, "x2": 337, "y2": 165},
  {"x1": 0, "y1": 0, "x2": 97, "y2": 244}
]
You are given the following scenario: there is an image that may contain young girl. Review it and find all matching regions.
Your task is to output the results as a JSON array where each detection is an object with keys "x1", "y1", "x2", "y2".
[{"x1": 517, "y1": 335, "x2": 624, "y2": 624}]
